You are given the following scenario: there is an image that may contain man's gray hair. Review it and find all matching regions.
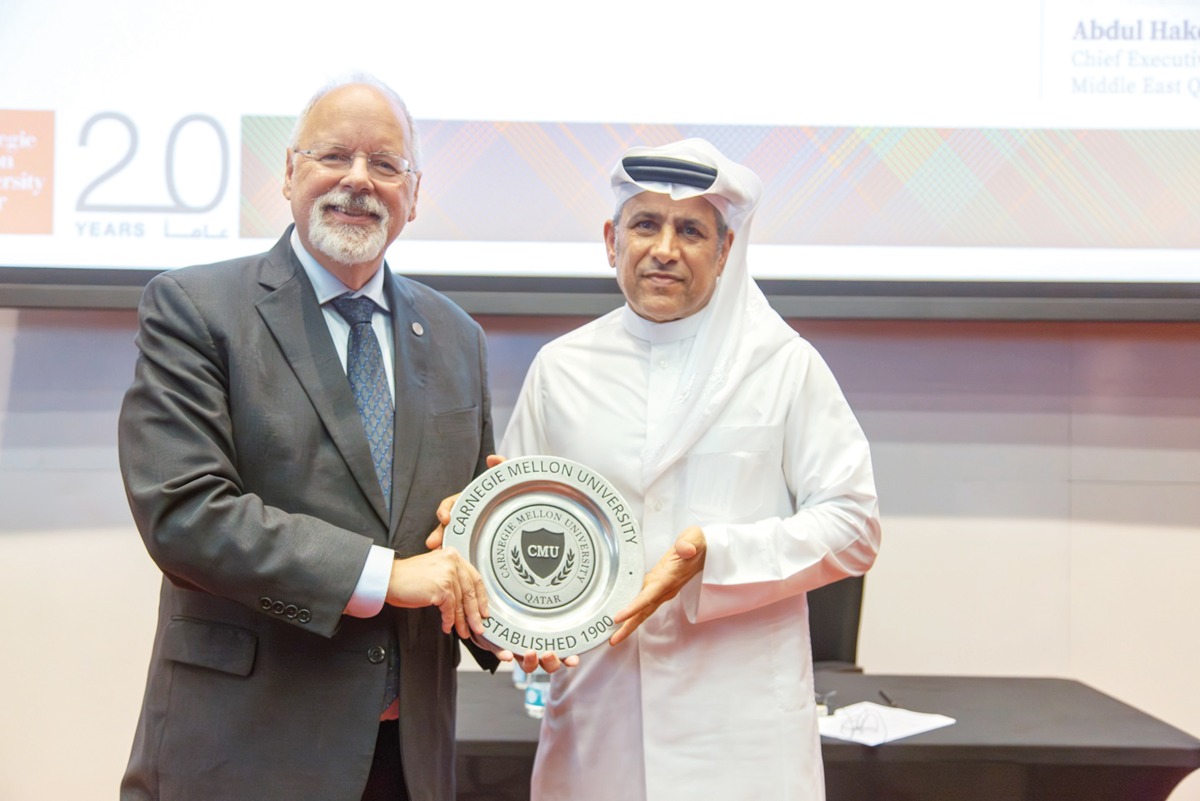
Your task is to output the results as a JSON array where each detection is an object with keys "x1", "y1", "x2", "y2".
[{"x1": 289, "y1": 72, "x2": 422, "y2": 169}]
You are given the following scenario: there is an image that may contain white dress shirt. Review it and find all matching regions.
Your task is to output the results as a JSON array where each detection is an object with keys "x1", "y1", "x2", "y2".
[{"x1": 290, "y1": 230, "x2": 395, "y2": 619}]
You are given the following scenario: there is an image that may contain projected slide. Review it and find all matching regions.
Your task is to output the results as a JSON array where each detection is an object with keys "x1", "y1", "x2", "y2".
[{"x1": 1, "y1": 0, "x2": 1198, "y2": 284}]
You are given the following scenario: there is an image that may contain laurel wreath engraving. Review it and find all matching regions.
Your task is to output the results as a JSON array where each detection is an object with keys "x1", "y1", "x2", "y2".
[
  {"x1": 550, "y1": 551, "x2": 575, "y2": 586},
  {"x1": 511, "y1": 545, "x2": 535, "y2": 583},
  {"x1": 511, "y1": 544, "x2": 574, "y2": 587}
]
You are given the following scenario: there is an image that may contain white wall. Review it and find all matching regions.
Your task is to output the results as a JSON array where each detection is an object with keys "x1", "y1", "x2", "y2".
[
  {"x1": 1, "y1": 308, "x2": 1198, "y2": 800},
  {"x1": 0, "y1": 308, "x2": 161, "y2": 800}
]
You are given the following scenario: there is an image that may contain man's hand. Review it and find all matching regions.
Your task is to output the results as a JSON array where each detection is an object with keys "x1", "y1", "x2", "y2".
[
  {"x1": 470, "y1": 639, "x2": 579, "y2": 672},
  {"x1": 502, "y1": 648, "x2": 580, "y2": 673},
  {"x1": 609, "y1": 526, "x2": 706, "y2": 646},
  {"x1": 427, "y1": 454, "x2": 506, "y2": 550},
  {"x1": 386, "y1": 549, "x2": 489, "y2": 639}
]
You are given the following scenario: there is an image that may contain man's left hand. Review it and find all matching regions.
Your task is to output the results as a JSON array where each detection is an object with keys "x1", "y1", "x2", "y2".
[
  {"x1": 609, "y1": 526, "x2": 706, "y2": 646},
  {"x1": 501, "y1": 648, "x2": 579, "y2": 673}
]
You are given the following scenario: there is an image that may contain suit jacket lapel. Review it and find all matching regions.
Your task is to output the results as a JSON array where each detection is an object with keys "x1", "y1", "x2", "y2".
[
  {"x1": 384, "y1": 270, "x2": 429, "y2": 542},
  {"x1": 254, "y1": 232, "x2": 393, "y2": 529}
]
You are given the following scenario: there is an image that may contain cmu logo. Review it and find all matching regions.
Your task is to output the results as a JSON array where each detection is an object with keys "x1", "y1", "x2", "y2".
[
  {"x1": 521, "y1": 527, "x2": 566, "y2": 579},
  {"x1": 489, "y1": 503, "x2": 595, "y2": 610}
]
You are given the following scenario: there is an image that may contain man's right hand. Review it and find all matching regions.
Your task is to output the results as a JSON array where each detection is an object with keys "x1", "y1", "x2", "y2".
[
  {"x1": 510, "y1": 648, "x2": 579, "y2": 673},
  {"x1": 386, "y1": 549, "x2": 488, "y2": 639}
]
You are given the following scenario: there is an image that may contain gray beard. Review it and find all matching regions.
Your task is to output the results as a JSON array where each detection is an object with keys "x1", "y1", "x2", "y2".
[{"x1": 308, "y1": 192, "x2": 390, "y2": 265}]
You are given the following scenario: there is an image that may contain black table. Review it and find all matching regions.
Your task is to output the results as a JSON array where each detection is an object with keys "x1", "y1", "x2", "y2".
[{"x1": 455, "y1": 670, "x2": 1200, "y2": 801}]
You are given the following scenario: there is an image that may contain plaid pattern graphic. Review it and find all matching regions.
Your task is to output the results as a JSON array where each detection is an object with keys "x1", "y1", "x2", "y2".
[{"x1": 242, "y1": 118, "x2": 1200, "y2": 250}]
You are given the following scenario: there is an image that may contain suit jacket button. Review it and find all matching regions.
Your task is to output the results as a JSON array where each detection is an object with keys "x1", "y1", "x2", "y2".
[
  {"x1": 259, "y1": 597, "x2": 272, "y2": 610},
  {"x1": 284, "y1": 604, "x2": 299, "y2": 619},
  {"x1": 297, "y1": 609, "x2": 311, "y2": 624},
  {"x1": 271, "y1": 601, "x2": 285, "y2": 615},
  {"x1": 368, "y1": 646, "x2": 387, "y2": 664}
]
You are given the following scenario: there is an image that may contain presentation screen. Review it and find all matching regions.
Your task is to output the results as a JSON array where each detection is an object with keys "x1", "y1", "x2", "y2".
[{"x1": 1, "y1": 0, "x2": 1198, "y2": 289}]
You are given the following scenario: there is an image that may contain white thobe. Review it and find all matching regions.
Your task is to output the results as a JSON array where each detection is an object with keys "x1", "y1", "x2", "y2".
[{"x1": 500, "y1": 306, "x2": 881, "y2": 801}]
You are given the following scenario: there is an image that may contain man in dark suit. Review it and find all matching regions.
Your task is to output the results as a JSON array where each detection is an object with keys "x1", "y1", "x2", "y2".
[{"x1": 118, "y1": 75, "x2": 498, "y2": 801}]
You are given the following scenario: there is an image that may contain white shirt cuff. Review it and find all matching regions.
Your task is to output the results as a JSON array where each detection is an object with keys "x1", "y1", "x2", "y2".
[{"x1": 343, "y1": 545, "x2": 393, "y2": 618}]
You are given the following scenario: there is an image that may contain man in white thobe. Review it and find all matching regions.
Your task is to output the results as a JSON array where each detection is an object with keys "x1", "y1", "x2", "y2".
[{"x1": 500, "y1": 139, "x2": 882, "y2": 800}]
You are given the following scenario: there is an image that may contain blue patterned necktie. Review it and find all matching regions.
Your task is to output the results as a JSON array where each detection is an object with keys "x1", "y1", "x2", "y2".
[{"x1": 329, "y1": 294, "x2": 394, "y2": 509}]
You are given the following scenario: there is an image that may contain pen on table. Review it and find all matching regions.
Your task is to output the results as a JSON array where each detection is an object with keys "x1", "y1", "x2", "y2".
[{"x1": 878, "y1": 690, "x2": 897, "y2": 707}]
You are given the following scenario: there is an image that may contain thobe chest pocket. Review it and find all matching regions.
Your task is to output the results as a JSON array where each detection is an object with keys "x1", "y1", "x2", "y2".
[{"x1": 686, "y1": 425, "x2": 780, "y2": 521}]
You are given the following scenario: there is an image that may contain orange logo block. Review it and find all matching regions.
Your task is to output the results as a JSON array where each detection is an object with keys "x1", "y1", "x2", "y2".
[{"x1": 0, "y1": 111, "x2": 54, "y2": 234}]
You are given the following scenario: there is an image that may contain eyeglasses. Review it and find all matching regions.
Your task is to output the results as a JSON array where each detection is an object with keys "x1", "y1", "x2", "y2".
[{"x1": 293, "y1": 144, "x2": 416, "y2": 182}]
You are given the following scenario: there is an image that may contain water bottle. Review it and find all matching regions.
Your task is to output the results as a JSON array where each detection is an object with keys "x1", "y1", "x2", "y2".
[
  {"x1": 522, "y1": 667, "x2": 551, "y2": 719},
  {"x1": 511, "y1": 663, "x2": 529, "y2": 690}
]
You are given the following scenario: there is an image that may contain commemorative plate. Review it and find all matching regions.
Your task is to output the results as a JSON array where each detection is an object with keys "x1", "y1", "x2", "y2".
[{"x1": 443, "y1": 455, "x2": 644, "y2": 658}]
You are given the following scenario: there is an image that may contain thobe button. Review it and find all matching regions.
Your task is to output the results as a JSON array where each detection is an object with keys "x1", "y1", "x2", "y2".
[
  {"x1": 658, "y1": 359, "x2": 669, "y2": 369},
  {"x1": 368, "y1": 646, "x2": 387, "y2": 664},
  {"x1": 653, "y1": 499, "x2": 664, "y2": 511}
]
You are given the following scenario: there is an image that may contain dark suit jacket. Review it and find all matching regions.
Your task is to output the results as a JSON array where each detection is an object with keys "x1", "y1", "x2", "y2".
[{"x1": 118, "y1": 229, "x2": 498, "y2": 801}]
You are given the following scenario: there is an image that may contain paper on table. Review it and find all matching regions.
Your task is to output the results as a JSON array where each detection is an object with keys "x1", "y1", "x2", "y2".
[{"x1": 818, "y1": 701, "x2": 956, "y2": 746}]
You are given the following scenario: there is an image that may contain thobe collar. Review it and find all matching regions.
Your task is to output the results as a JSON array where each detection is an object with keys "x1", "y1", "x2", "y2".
[{"x1": 620, "y1": 302, "x2": 710, "y2": 346}]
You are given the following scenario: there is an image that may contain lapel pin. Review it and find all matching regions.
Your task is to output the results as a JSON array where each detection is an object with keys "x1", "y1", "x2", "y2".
[{"x1": 411, "y1": 322, "x2": 425, "y2": 337}]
